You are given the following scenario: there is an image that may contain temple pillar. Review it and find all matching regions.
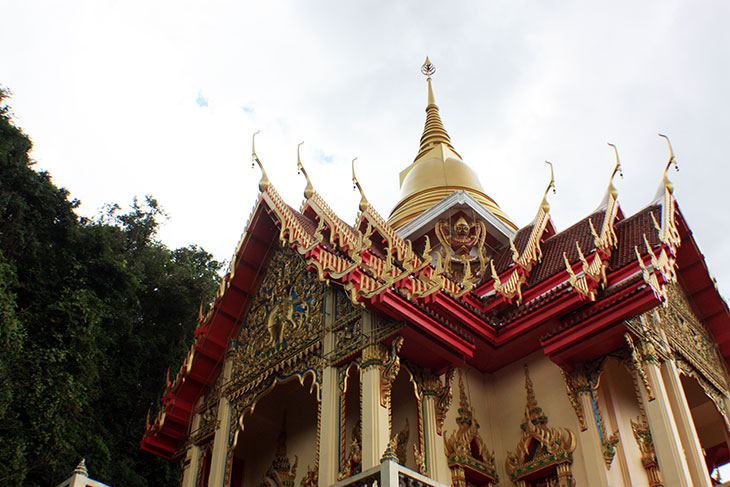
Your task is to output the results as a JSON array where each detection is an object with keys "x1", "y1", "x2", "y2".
[
  {"x1": 421, "y1": 395, "x2": 450, "y2": 483},
  {"x1": 576, "y1": 391, "x2": 610, "y2": 487},
  {"x1": 181, "y1": 410, "x2": 202, "y2": 487},
  {"x1": 562, "y1": 366, "x2": 612, "y2": 486},
  {"x1": 319, "y1": 289, "x2": 339, "y2": 487},
  {"x1": 632, "y1": 341, "x2": 693, "y2": 487},
  {"x1": 207, "y1": 356, "x2": 234, "y2": 487},
  {"x1": 661, "y1": 358, "x2": 712, "y2": 487},
  {"x1": 360, "y1": 311, "x2": 402, "y2": 469},
  {"x1": 411, "y1": 368, "x2": 452, "y2": 484}
]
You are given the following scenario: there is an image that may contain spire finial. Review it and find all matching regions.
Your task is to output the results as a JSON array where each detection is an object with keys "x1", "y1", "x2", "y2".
[
  {"x1": 351, "y1": 158, "x2": 369, "y2": 213},
  {"x1": 296, "y1": 141, "x2": 314, "y2": 199},
  {"x1": 540, "y1": 161, "x2": 556, "y2": 211},
  {"x1": 659, "y1": 133, "x2": 679, "y2": 194},
  {"x1": 421, "y1": 57, "x2": 435, "y2": 78},
  {"x1": 74, "y1": 458, "x2": 88, "y2": 477},
  {"x1": 251, "y1": 131, "x2": 270, "y2": 192},
  {"x1": 413, "y1": 57, "x2": 459, "y2": 161},
  {"x1": 606, "y1": 142, "x2": 623, "y2": 197}
]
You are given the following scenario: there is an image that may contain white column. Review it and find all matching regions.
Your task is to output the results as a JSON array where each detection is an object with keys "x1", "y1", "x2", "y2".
[
  {"x1": 638, "y1": 360, "x2": 693, "y2": 487},
  {"x1": 661, "y1": 358, "x2": 712, "y2": 487},
  {"x1": 360, "y1": 311, "x2": 390, "y2": 469},
  {"x1": 181, "y1": 411, "x2": 203, "y2": 487},
  {"x1": 422, "y1": 395, "x2": 450, "y2": 484},
  {"x1": 576, "y1": 392, "x2": 610, "y2": 487},
  {"x1": 319, "y1": 290, "x2": 340, "y2": 487},
  {"x1": 207, "y1": 357, "x2": 234, "y2": 487},
  {"x1": 601, "y1": 368, "x2": 652, "y2": 487}
]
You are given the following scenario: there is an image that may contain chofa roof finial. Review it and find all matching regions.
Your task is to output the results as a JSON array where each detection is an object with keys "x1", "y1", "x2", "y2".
[
  {"x1": 251, "y1": 131, "x2": 270, "y2": 192},
  {"x1": 296, "y1": 141, "x2": 314, "y2": 199},
  {"x1": 659, "y1": 133, "x2": 679, "y2": 194},
  {"x1": 351, "y1": 158, "x2": 369, "y2": 213},
  {"x1": 606, "y1": 142, "x2": 623, "y2": 197}
]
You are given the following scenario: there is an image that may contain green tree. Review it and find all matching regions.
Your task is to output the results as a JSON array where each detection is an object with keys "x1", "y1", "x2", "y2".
[{"x1": 0, "y1": 87, "x2": 221, "y2": 486}]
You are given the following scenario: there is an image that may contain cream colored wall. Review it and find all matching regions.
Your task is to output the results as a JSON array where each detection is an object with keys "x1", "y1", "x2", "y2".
[{"x1": 234, "y1": 377, "x2": 319, "y2": 487}]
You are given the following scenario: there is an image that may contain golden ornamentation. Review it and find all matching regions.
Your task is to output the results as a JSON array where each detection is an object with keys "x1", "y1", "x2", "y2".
[
  {"x1": 505, "y1": 366, "x2": 576, "y2": 487},
  {"x1": 434, "y1": 215, "x2": 488, "y2": 278},
  {"x1": 559, "y1": 368, "x2": 589, "y2": 432},
  {"x1": 631, "y1": 416, "x2": 663, "y2": 487},
  {"x1": 390, "y1": 418, "x2": 410, "y2": 465},
  {"x1": 338, "y1": 420, "x2": 362, "y2": 480},
  {"x1": 300, "y1": 465, "x2": 317, "y2": 487},
  {"x1": 563, "y1": 249, "x2": 596, "y2": 302},
  {"x1": 412, "y1": 367, "x2": 454, "y2": 436},
  {"x1": 624, "y1": 333, "x2": 656, "y2": 401},
  {"x1": 635, "y1": 243, "x2": 667, "y2": 302},
  {"x1": 560, "y1": 362, "x2": 619, "y2": 467},
  {"x1": 659, "y1": 285, "x2": 728, "y2": 393},
  {"x1": 230, "y1": 246, "x2": 325, "y2": 388},
  {"x1": 489, "y1": 162, "x2": 555, "y2": 305},
  {"x1": 192, "y1": 375, "x2": 222, "y2": 445},
  {"x1": 251, "y1": 131, "x2": 270, "y2": 192},
  {"x1": 360, "y1": 337, "x2": 405, "y2": 409},
  {"x1": 654, "y1": 134, "x2": 681, "y2": 251},
  {"x1": 261, "y1": 421, "x2": 298, "y2": 487},
  {"x1": 444, "y1": 373, "x2": 498, "y2": 486},
  {"x1": 676, "y1": 358, "x2": 730, "y2": 431}
]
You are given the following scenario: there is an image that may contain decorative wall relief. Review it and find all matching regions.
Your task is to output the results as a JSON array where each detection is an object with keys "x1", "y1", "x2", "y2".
[
  {"x1": 444, "y1": 373, "x2": 498, "y2": 487},
  {"x1": 560, "y1": 361, "x2": 620, "y2": 468},
  {"x1": 261, "y1": 422, "x2": 298, "y2": 487},
  {"x1": 227, "y1": 246, "x2": 326, "y2": 420},
  {"x1": 338, "y1": 420, "x2": 362, "y2": 480},
  {"x1": 506, "y1": 366, "x2": 576, "y2": 487},
  {"x1": 435, "y1": 214, "x2": 489, "y2": 282},
  {"x1": 630, "y1": 416, "x2": 663, "y2": 487}
]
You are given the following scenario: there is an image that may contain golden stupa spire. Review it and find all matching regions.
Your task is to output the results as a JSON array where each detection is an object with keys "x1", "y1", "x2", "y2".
[
  {"x1": 414, "y1": 57, "x2": 460, "y2": 161},
  {"x1": 387, "y1": 58, "x2": 517, "y2": 231}
]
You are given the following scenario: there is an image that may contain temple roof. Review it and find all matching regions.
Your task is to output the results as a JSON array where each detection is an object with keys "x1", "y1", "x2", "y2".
[{"x1": 140, "y1": 70, "x2": 730, "y2": 461}]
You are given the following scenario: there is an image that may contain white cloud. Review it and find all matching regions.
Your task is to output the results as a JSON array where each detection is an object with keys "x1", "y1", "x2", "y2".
[{"x1": 2, "y1": 0, "x2": 729, "y2": 297}]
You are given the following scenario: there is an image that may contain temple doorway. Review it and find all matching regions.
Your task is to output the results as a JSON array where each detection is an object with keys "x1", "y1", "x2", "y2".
[{"x1": 229, "y1": 376, "x2": 319, "y2": 487}]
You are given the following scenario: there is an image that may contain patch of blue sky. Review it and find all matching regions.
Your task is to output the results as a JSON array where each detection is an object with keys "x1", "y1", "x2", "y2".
[
  {"x1": 195, "y1": 91, "x2": 208, "y2": 107},
  {"x1": 317, "y1": 150, "x2": 334, "y2": 164}
]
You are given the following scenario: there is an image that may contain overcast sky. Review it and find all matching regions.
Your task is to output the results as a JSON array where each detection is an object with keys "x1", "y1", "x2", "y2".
[{"x1": 3, "y1": 1, "x2": 730, "y2": 298}]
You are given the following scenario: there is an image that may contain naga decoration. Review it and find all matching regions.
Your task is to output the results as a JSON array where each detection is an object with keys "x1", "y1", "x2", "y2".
[
  {"x1": 261, "y1": 421, "x2": 298, "y2": 487},
  {"x1": 361, "y1": 337, "x2": 405, "y2": 409},
  {"x1": 624, "y1": 332, "x2": 657, "y2": 402},
  {"x1": 506, "y1": 366, "x2": 576, "y2": 487},
  {"x1": 444, "y1": 373, "x2": 498, "y2": 487},
  {"x1": 338, "y1": 420, "x2": 362, "y2": 480},
  {"x1": 490, "y1": 161, "x2": 555, "y2": 305},
  {"x1": 388, "y1": 419, "x2": 410, "y2": 465},
  {"x1": 627, "y1": 370, "x2": 664, "y2": 487},
  {"x1": 408, "y1": 365, "x2": 454, "y2": 475},
  {"x1": 563, "y1": 146, "x2": 622, "y2": 302}
]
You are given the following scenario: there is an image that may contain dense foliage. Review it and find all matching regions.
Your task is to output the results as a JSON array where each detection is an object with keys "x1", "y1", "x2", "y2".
[{"x1": 0, "y1": 88, "x2": 222, "y2": 486}]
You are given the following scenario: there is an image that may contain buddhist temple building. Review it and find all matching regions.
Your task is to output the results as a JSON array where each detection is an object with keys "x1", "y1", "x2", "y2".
[{"x1": 141, "y1": 59, "x2": 730, "y2": 487}]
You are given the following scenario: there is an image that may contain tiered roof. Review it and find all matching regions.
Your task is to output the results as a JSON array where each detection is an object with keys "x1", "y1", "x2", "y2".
[{"x1": 140, "y1": 68, "x2": 730, "y2": 461}]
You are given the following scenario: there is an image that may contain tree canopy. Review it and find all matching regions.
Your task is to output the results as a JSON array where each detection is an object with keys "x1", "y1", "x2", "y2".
[{"x1": 0, "y1": 88, "x2": 222, "y2": 486}]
